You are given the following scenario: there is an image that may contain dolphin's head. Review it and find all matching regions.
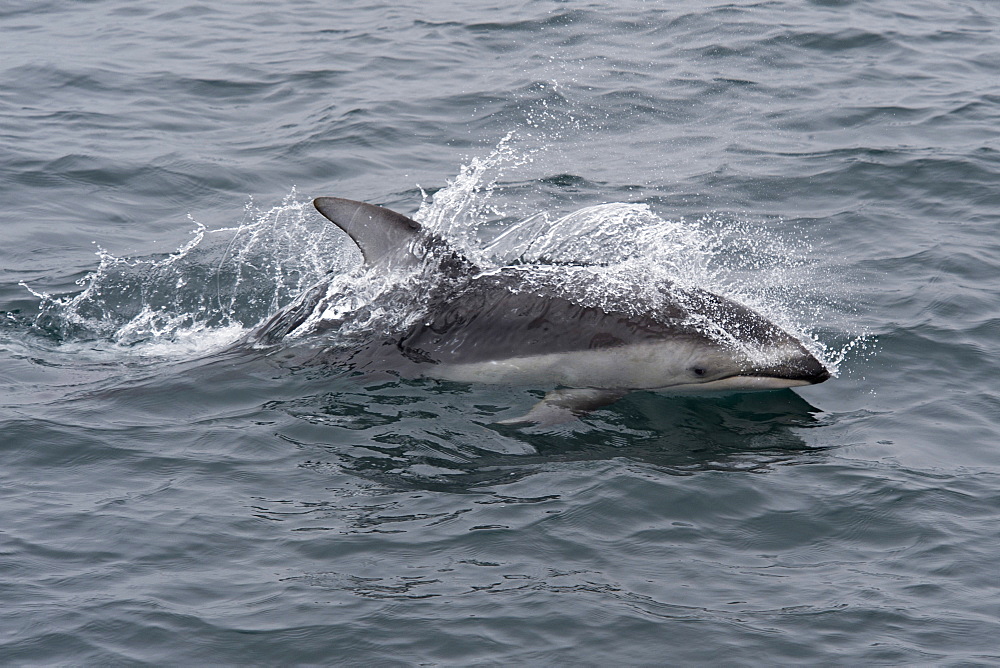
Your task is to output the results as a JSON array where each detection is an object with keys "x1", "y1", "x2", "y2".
[
  {"x1": 663, "y1": 334, "x2": 830, "y2": 394},
  {"x1": 654, "y1": 287, "x2": 831, "y2": 393}
]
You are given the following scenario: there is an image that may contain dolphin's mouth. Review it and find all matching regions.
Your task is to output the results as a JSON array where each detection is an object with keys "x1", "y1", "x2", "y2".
[
  {"x1": 663, "y1": 374, "x2": 816, "y2": 394},
  {"x1": 745, "y1": 354, "x2": 831, "y2": 386},
  {"x1": 661, "y1": 354, "x2": 831, "y2": 394}
]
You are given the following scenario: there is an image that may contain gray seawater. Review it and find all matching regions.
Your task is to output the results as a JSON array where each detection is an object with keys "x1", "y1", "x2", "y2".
[{"x1": 3, "y1": 0, "x2": 999, "y2": 665}]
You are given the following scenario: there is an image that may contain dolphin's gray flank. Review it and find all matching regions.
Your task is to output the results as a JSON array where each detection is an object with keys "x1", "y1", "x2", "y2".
[{"x1": 251, "y1": 197, "x2": 830, "y2": 424}]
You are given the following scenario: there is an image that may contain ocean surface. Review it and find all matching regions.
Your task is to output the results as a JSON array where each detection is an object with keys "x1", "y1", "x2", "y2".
[{"x1": 2, "y1": 0, "x2": 999, "y2": 665}]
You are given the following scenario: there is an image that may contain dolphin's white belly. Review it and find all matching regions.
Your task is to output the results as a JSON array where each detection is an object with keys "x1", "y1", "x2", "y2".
[
  {"x1": 425, "y1": 340, "x2": 815, "y2": 393},
  {"x1": 426, "y1": 342, "x2": 696, "y2": 389}
]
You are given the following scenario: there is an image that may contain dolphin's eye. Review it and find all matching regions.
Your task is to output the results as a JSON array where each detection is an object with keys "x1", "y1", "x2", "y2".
[{"x1": 692, "y1": 366, "x2": 707, "y2": 377}]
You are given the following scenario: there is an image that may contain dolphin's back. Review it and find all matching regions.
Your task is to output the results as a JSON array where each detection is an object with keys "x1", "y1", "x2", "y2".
[{"x1": 398, "y1": 272, "x2": 694, "y2": 365}]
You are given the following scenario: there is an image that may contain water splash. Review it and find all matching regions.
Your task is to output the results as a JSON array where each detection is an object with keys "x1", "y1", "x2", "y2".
[{"x1": 23, "y1": 189, "x2": 356, "y2": 355}]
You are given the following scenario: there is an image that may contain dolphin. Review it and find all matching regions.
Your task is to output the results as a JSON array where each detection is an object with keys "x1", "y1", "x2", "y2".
[{"x1": 250, "y1": 197, "x2": 830, "y2": 424}]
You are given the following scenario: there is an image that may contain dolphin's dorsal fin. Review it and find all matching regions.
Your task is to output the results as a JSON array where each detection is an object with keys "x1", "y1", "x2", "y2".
[{"x1": 313, "y1": 197, "x2": 421, "y2": 265}]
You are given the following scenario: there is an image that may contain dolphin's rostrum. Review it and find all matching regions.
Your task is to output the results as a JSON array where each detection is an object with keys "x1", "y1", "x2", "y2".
[{"x1": 251, "y1": 197, "x2": 830, "y2": 424}]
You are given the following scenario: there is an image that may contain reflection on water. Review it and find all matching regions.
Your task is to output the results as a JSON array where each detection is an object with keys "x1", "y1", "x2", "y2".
[{"x1": 267, "y1": 363, "x2": 829, "y2": 496}]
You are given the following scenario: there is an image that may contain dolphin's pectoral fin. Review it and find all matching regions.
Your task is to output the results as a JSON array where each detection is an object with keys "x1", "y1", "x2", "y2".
[{"x1": 497, "y1": 388, "x2": 628, "y2": 427}]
